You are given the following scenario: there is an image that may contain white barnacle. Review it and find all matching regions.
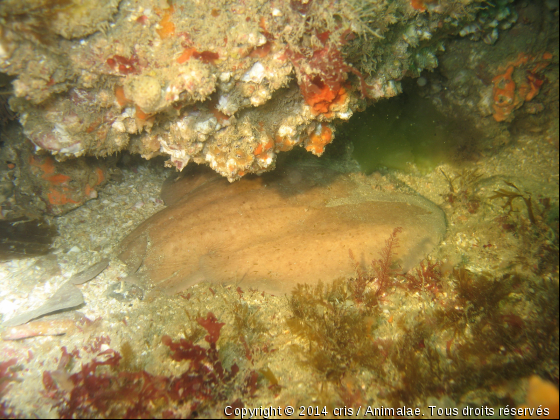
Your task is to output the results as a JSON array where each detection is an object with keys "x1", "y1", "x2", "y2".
[
  {"x1": 112, "y1": 121, "x2": 126, "y2": 132},
  {"x1": 277, "y1": 125, "x2": 295, "y2": 138},
  {"x1": 241, "y1": 62, "x2": 266, "y2": 84},
  {"x1": 338, "y1": 110, "x2": 353, "y2": 120},
  {"x1": 194, "y1": 117, "x2": 217, "y2": 135}
]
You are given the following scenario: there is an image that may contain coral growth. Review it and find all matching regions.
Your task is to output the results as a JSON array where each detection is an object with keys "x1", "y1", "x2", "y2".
[{"x1": 1, "y1": 0, "x2": 513, "y2": 185}]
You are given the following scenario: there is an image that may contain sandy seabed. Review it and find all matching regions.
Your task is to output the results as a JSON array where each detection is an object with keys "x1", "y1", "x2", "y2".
[{"x1": 0, "y1": 128, "x2": 558, "y2": 418}]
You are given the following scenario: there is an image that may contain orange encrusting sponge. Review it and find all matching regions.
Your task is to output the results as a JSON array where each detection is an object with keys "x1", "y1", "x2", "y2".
[
  {"x1": 492, "y1": 66, "x2": 517, "y2": 122},
  {"x1": 155, "y1": 6, "x2": 175, "y2": 39},
  {"x1": 29, "y1": 155, "x2": 105, "y2": 207},
  {"x1": 517, "y1": 375, "x2": 559, "y2": 419},
  {"x1": 491, "y1": 52, "x2": 552, "y2": 122},
  {"x1": 303, "y1": 81, "x2": 347, "y2": 116},
  {"x1": 305, "y1": 123, "x2": 333, "y2": 156}
]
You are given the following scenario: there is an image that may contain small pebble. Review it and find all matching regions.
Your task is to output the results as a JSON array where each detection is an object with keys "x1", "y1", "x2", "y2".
[{"x1": 107, "y1": 281, "x2": 144, "y2": 302}]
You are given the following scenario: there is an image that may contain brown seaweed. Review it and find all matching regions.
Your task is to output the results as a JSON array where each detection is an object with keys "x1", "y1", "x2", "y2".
[{"x1": 490, "y1": 181, "x2": 536, "y2": 224}]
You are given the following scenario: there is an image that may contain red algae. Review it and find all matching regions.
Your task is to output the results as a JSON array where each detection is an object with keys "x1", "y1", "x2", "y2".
[
  {"x1": 43, "y1": 315, "x2": 243, "y2": 418},
  {"x1": 286, "y1": 31, "x2": 365, "y2": 115},
  {"x1": 107, "y1": 55, "x2": 140, "y2": 75},
  {"x1": 349, "y1": 227, "x2": 402, "y2": 304},
  {"x1": 177, "y1": 48, "x2": 219, "y2": 65},
  {"x1": 402, "y1": 260, "x2": 443, "y2": 297},
  {"x1": 0, "y1": 359, "x2": 18, "y2": 397}
]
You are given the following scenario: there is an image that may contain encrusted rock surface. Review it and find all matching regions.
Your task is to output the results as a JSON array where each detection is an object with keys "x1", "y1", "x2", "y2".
[
  {"x1": 1, "y1": 0, "x2": 557, "y2": 219},
  {"x1": 1, "y1": 0, "x2": 513, "y2": 183}
]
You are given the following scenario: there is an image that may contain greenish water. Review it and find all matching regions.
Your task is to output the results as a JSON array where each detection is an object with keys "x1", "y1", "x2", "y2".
[{"x1": 339, "y1": 89, "x2": 479, "y2": 173}]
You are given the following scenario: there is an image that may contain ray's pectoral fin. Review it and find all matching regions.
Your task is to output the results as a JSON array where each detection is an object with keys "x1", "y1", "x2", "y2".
[
  {"x1": 400, "y1": 237, "x2": 438, "y2": 273},
  {"x1": 118, "y1": 233, "x2": 147, "y2": 275},
  {"x1": 136, "y1": 236, "x2": 212, "y2": 293},
  {"x1": 152, "y1": 264, "x2": 207, "y2": 295},
  {"x1": 198, "y1": 249, "x2": 248, "y2": 287},
  {"x1": 118, "y1": 165, "x2": 447, "y2": 295}
]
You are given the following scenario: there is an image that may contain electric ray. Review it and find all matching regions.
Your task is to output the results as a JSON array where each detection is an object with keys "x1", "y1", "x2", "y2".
[{"x1": 119, "y1": 165, "x2": 446, "y2": 295}]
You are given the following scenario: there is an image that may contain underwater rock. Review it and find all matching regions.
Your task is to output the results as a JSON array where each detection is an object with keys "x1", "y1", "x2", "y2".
[
  {"x1": 0, "y1": 125, "x2": 110, "y2": 219},
  {"x1": 0, "y1": 217, "x2": 57, "y2": 261},
  {"x1": 3, "y1": 258, "x2": 110, "y2": 326},
  {"x1": 0, "y1": 0, "x2": 492, "y2": 182},
  {"x1": 106, "y1": 280, "x2": 144, "y2": 302},
  {"x1": 3, "y1": 282, "x2": 84, "y2": 327},
  {"x1": 119, "y1": 165, "x2": 446, "y2": 295}
]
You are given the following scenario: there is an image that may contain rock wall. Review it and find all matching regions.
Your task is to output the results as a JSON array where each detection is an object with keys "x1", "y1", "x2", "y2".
[{"x1": 1, "y1": 0, "x2": 557, "y2": 217}]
